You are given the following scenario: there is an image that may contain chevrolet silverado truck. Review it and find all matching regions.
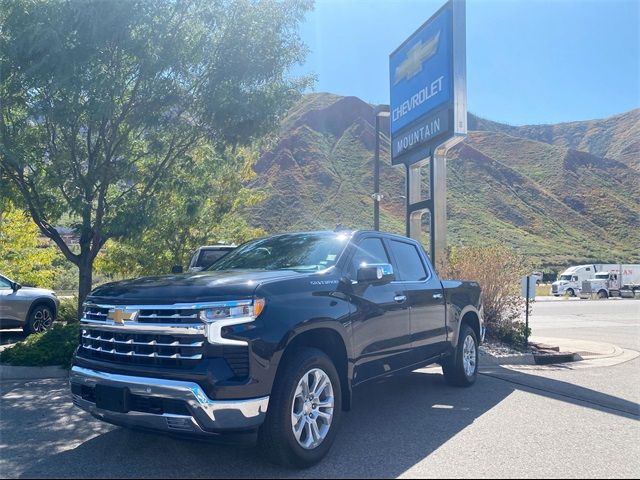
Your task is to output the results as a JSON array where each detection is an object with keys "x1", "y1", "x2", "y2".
[{"x1": 70, "y1": 230, "x2": 484, "y2": 467}]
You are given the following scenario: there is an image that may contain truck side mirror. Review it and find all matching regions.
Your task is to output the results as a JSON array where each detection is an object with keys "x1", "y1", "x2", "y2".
[
  {"x1": 357, "y1": 263, "x2": 395, "y2": 285},
  {"x1": 171, "y1": 265, "x2": 184, "y2": 274}
]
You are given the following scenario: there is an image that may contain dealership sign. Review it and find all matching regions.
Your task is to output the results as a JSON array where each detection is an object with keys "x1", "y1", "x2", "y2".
[{"x1": 389, "y1": 0, "x2": 466, "y2": 165}]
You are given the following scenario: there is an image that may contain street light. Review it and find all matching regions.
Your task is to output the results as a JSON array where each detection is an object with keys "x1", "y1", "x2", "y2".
[{"x1": 373, "y1": 105, "x2": 390, "y2": 231}]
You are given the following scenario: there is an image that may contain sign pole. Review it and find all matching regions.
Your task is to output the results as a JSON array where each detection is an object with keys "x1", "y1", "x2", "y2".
[
  {"x1": 525, "y1": 276, "x2": 530, "y2": 346},
  {"x1": 374, "y1": 113, "x2": 381, "y2": 231}
]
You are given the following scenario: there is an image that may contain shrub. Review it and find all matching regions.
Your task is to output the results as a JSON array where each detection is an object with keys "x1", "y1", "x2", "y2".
[
  {"x1": 0, "y1": 323, "x2": 79, "y2": 368},
  {"x1": 57, "y1": 297, "x2": 79, "y2": 323},
  {"x1": 441, "y1": 245, "x2": 532, "y2": 347}
]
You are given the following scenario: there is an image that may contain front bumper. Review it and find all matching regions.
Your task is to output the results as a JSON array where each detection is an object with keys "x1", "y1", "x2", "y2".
[{"x1": 70, "y1": 366, "x2": 269, "y2": 436}]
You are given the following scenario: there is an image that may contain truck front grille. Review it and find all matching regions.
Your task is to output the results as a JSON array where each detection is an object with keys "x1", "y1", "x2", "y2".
[
  {"x1": 137, "y1": 309, "x2": 200, "y2": 324},
  {"x1": 79, "y1": 302, "x2": 251, "y2": 378},
  {"x1": 79, "y1": 327, "x2": 204, "y2": 367},
  {"x1": 82, "y1": 305, "x2": 201, "y2": 325},
  {"x1": 84, "y1": 305, "x2": 109, "y2": 321}
]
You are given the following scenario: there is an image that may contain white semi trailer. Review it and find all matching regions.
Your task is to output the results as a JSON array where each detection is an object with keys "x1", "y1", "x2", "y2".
[{"x1": 580, "y1": 264, "x2": 640, "y2": 299}]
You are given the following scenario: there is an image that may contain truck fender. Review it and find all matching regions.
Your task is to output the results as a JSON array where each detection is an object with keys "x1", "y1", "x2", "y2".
[
  {"x1": 271, "y1": 320, "x2": 354, "y2": 410},
  {"x1": 450, "y1": 305, "x2": 483, "y2": 349}
]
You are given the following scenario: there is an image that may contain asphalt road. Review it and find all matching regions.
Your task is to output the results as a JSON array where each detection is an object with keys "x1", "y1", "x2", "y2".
[{"x1": 1, "y1": 299, "x2": 638, "y2": 478}]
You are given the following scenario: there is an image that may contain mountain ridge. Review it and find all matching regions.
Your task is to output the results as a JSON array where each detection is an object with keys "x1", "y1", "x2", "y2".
[{"x1": 251, "y1": 93, "x2": 639, "y2": 266}]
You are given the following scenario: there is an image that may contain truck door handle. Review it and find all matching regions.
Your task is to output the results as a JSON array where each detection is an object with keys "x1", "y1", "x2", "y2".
[
  {"x1": 433, "y1": 293, "x2": 443, "y2": 299},
  {"x1": 394, "y1": 295, "x2": 407, "y2": 303}
]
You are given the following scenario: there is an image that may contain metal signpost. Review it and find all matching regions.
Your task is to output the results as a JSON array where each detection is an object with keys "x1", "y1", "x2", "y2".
[
  {"x1": 521, "y1": 275, "x2": 536, "y2": 345},
  {"x1": 389, "y1": 0, "x2": 467, "y2": 268}
]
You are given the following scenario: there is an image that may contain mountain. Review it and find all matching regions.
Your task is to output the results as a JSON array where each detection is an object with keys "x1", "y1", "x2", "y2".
[
  {"x1": 252, "y1": 93, "x2": 640, "y2": 266},
  {"x1": 468, "y1": 110, "x2": 640, "y2": 171}
]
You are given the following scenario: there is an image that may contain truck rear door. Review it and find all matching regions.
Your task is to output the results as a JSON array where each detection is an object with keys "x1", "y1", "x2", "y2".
[{"x1": 386, "y1": 239, "x2": 447, "y2": 362}]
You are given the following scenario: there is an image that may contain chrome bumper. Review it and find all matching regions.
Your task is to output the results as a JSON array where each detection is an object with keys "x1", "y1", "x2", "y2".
[{"x1": 70, "y1": 366, "x2": 269, "y2": 435}]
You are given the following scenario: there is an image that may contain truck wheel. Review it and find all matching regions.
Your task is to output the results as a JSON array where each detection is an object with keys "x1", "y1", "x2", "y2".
[
  {"x1": 442, "y1": 324, "x2": 478, "y2": 387},
  {"x1": 259, "y1": 347, "x2": 341, "y2": 468},
  {"x1": 23, "y1": 304, "x2": 54, "y2": 335},
  {"x1": 598, "y1": 290, "x2": 608, "y2": 299},
  {"x1": 566, "y1": 288, "x2": 575, "y2": 297}
]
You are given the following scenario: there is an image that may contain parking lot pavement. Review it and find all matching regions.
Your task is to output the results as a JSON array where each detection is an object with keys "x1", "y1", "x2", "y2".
[
  {"x1": 0, "y1": 329, "x2": 27, "y2": 353},
  {"x1": 1, "y1": 299, "x2": 638, "y2": 479},
  {"x1": 529, "y1": 298, "x2": 640, "y2": 351},
  {"x1": 1, "y1": 362, "x2": 638, "y2": 479}
]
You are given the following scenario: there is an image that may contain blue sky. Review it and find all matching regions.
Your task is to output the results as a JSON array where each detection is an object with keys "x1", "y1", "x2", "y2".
[{"x1": 294, "y1": 0, "x2": 639, "y2": 125}]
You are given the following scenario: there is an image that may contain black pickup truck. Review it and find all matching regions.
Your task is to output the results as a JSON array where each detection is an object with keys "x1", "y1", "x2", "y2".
[{"x1": 70, "y1": 230, "x2": 483, "y2": 467}]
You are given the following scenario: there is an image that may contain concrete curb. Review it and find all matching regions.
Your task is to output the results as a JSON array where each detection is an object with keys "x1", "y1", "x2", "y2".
[
  {"x1": 479, "y1": 350, "x2": 535, "y2": 366},
  {"x1": 0, "y1": 364, "x2": 69, "y2": 380},
  {"x1": 480, "y1": 337, "x2": 625, "y2": 365},
  {"x1": 481, "y1": 336, "x2": 635, "y2": 368}
]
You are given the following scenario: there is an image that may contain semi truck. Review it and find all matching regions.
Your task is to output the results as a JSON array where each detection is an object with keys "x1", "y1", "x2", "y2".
[
  {"x1": 550, "y1": 264, "x2": 633, "y2": 297},
  {"x1": 551, "y1": 264, "x2": 600, "y2": 296},
  {"x1": 579, "y1": 264, "x2": 640, "y2": 299}
]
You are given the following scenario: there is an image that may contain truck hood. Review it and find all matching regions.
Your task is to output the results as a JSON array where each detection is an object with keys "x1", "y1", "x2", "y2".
[{"x1": 88, "y1": 270, "x2": 303, "y2": 304}]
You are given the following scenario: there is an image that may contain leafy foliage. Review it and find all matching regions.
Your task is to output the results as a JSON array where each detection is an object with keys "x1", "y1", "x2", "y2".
[
  {"x1": 57, "y1": 296, "x2": 79, "y2": 323},
  {"x1": 96, "y1": 145, "x2": 265, "y2": 277},
  {"x1": 442, "y1": 245, "x2": 531, "y2": 347},
  {"x1": 0, "y1": 323, "x2": 79, "y2": 368},
  {"x1": 0, "y1": 203, "x2": 60, "y2": 287},
  {"x1": 0, "y1": 0, "x2": 312, "y2": 304}
]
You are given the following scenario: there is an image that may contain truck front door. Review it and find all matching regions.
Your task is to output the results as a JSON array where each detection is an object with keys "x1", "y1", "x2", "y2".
[{"x1": 347, "y1": 236, "x2": 413, "y2": 385}]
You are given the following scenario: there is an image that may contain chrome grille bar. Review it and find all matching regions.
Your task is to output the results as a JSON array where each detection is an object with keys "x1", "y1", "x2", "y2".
[
  {"x1": 81, "y1": 331, "x2": 203, "y2": 348},
  {"x1": 79, "y1": 320, "x2": 205, "y2": 335},
  {"x1": 81, "y1": 344, "x2": 202, "y2": 360}
]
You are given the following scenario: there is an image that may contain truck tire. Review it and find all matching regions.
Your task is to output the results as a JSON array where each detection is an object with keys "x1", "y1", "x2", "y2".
[
  {"x1": 442, "y1": 324, "x2": 478, "y2": 387},
  {"x1": 598, "y1": 290, "x2": 608, "y2": 299},
  {"x1": 259, "y1": 347, "x2": 342, "y2": 468},
  {"x1": 566, "y1": 288, "x2": 575, "y2": 297},
  {"x1": 23, "y1": 303, "x2": 54, "y2": 335}
]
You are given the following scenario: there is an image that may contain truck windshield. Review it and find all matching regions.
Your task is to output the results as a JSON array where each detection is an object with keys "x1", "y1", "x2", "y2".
[
  {"x1": 560, "y1": 275, "x2": 572, "y2": 281},
  {"x1": 208, "y1": 232, "x2": 350, "y2": 272}
]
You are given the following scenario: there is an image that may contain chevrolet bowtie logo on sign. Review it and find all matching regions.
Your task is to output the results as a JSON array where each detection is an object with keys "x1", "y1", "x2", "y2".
[
  {"x1": 107, "y1": 308, "x2": 137, "y2": 324},
  {"x1": 394, "y1": 30, "x2": 441, "y2": 85}
]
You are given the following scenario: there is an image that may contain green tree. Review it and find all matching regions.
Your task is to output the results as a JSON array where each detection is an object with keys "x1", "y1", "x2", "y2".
[
  {"x1": 96, "y1": 145, "x2": 264, "y2": 278},
  {"x1": 0, "y1": 203, "x2": 60, "y2": 288},
  {"x1": 0, "y1": 0, "x2": 312, "y2": 308}
]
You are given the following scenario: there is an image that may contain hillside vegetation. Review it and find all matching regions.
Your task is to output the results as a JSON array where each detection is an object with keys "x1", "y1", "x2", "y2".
[{"x1": 252, "y1": 93, "x2": 639, "y2": 267}]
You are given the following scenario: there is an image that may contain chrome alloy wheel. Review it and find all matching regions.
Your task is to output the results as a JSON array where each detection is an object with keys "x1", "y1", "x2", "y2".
[
  {"x1": 462, "y1": 334, "x2": 477, "y2": 377},
  {"x1": 291, "y1": 368, "x2": 334, "y2": 450},
  {"x1": 32, "y1": 308, "x2": 53, "y2": 333}
]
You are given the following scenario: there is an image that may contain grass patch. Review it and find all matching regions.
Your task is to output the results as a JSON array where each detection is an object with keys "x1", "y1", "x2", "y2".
[
  {"x1": 536, "y1": 284, "x2": 551, "y2": 296},
  {"x1": 0, "y1": 323, "x2": 79, "y2": 368}
]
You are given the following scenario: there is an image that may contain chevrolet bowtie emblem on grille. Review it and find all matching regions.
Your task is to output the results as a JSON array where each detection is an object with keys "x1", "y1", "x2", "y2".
[
  {"x1": 394, "y1": 30, "x2": 441, "y2": 85},
  {"x1": 107, "y1": 308, "x2": 137, "y2": 324}
]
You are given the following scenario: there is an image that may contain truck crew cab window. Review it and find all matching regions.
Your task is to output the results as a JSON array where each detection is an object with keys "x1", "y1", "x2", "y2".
[
  {"x1": 351, "y1": 237, "x2": 390, "y2": 274},
  {"x1": 388, "y1": 240, "x2": 428, "y2": 281}
]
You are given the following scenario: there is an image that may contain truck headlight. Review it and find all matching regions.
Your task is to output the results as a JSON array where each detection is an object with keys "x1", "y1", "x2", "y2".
[{"x1": 199, "y1": 299, "x2": 265, "y2": 346}]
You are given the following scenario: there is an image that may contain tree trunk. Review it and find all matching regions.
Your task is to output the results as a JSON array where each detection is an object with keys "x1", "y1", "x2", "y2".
[{"x1": 77, "y1": 255, "x2": 94, "y2": 319}]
